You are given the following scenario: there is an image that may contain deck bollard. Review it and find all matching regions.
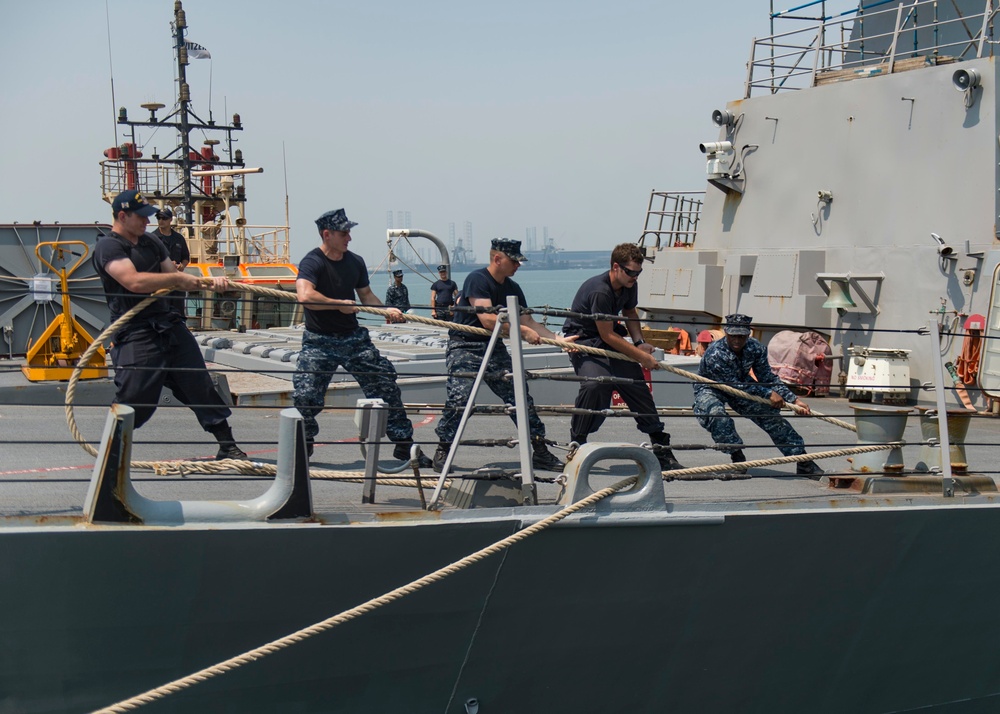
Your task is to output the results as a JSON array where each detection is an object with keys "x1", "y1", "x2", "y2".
[{"x1": 849, "y1": 404, "x2": 911, "y2": 473}]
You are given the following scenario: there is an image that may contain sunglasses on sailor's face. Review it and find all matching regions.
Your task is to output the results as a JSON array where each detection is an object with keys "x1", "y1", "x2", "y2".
[{"x1": 618, "y1": 264, "x2": 642, "y2": 278}]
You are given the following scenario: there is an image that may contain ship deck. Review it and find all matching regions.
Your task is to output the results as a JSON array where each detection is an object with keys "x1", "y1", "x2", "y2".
[{"x1": 3, "y1": 361, "x2": 998, "y2": 525}]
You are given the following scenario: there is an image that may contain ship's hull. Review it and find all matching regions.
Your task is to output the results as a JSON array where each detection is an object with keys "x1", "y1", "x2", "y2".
[{"x1": 5, "y1": 503, "x2": 1000, "y2": 713}]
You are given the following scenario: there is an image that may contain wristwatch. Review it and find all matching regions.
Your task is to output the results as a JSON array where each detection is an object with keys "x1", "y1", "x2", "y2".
[{"x1": 634, "y1": 339, "x2": 646, "y2": 346}]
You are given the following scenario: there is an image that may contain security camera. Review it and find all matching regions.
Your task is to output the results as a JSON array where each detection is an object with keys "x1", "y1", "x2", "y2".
[
  {"x1": 953, "y1": 68, "x2": 981, "y2": 91},
  {"x1": 712, "y1": 109, "x2": 735, "y2": 127},
  {"x1": 699, "y1": 141, "x2": 734, "y2": 154}
]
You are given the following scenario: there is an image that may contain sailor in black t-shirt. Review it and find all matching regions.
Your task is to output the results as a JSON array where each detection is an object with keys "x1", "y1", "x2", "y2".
[
  {"x1": 149, "y1": 206, "x2": 190, "y2": 315},
  {"x1": 430, "y1": 264, "x2": 458, "y2": 321},
  {"x1": 432, "y1": 238, "x2": 570, "y2": 473},
  {"x1": 93, "y1": 190, "x2": 246, "y2": 460},
  {"x1": 562, "y1": 243, "x2": 683, "y2": 471},
  {"x1": 292, "y1": 208, "x2": 432, "y2": 467}
]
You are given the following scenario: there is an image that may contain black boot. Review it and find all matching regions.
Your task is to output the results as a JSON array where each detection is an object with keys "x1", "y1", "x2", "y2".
[
  {"x1": 531, "y1": 439, "x2": 563, "y2": 471},
  {"x1": 432, "y1": 443, "x2": 450, "y2": 473},
  {"x1": 796, "y1": 460, "x2": 824, "y2": 478},
  {"x1": 209, "y1": 421, "x2": 247, "y2": 461},
  {"x1": 651, "y1": 432, "x2": 683, "y2": 471},
  {"x1": 392, "y1": 441, "x2": 434, "y2": 469},
  {"x1": 730, "y1": 449, "x2": 747, "y2": 473}
]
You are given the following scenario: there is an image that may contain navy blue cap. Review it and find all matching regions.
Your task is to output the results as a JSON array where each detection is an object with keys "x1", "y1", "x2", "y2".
[
  {"x1": 724, "y1": 313, "x2": 753, "y2": 336},
  {"x1": 392, "y1": 270, "x2": 403, "y2": 277},
  {"x1": 436, "y1": 264, "x2": 448, "y2": 272},
  {"x1": 156, "y1": 207, "x2": 173, "y2": 220},
  {"x1": 112, "y1": 190, "x2": 158, "y2": 217},
  {"x1": 315, "y1": 208, "x2": 358, "y2": 233},
  {"x1": 491, "y1": 238, "x2": 527, "y2": 262}
]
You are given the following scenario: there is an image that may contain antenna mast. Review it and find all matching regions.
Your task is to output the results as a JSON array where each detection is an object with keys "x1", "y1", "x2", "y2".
[{"x1": 174, "y1": 0, "x2": 194, "y2": 220}]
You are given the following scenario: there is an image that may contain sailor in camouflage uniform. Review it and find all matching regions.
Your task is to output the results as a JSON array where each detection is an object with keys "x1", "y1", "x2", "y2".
[
  {"x1": 432, "y1": 238, "x2": 570, "y2": 472},
  {"x1": 293, "y1": 208, "x2": 432, "y2": 467},
  {"x1": 384, "y1": 270, "x2": 410, "y2": 311},
  {"x1": 694, "y1": 313, "x2": 824, "y2": 477}
]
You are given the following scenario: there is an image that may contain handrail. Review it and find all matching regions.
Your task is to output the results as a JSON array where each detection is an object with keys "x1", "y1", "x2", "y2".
[
  {"x1": 746, "y1": 0, "x2": 997, "y2": 97},
  {"x1": 638, "y1": 190, "x2": 704, "y2": 249}
]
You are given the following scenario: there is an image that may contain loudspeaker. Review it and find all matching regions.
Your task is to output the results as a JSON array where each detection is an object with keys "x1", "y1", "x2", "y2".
[
  {"x1": 953, "y1": 68, "x2": 981, "y2": 91},
  {"x1": 712, "y1": 109, "x2": 735, "y2": 127}
]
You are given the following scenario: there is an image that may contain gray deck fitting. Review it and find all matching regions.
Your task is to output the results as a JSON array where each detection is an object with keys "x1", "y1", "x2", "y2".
[
  {"x1": 558, "y1": 442, "x2": 667, "y2": 512},
  {"x1": 83, "y1": 405, "x2": 313, "y2": 525},
  {"x1": 851, "y1": 474, "x2": 998, "y2": 495}
]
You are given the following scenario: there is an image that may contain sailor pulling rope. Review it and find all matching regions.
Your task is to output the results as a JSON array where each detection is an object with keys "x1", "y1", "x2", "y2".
[{"x1": 66, "y1": 278, "x2": 859, "y2": 481}]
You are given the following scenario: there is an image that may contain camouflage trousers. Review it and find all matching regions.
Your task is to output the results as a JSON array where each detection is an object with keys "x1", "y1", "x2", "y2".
[
  {"x1": 293, "y1": 327, "x2": 412, "y2": 443},
  {"x1": 693, "y1": 388, "x2": 805, "y2": 456},
  {"x1": 434, "y1": 339, "x2": 545, "y2": 444}
]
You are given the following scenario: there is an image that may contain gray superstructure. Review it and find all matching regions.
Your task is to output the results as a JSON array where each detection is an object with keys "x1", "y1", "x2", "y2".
[{"x1": 639, "y1": 0, "x2": 1000, "y2": 408}]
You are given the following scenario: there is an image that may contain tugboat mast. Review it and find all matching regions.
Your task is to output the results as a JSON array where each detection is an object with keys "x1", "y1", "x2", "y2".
[
  {"x1": 111, "y1": 0, "x2": 245, "y2": 225},
  {"x1": 173, "y1": 0, "x2": 194, "y2": 221},
  {"x1": 99, "y1": 0, "x2": 298, "y2": 331}
]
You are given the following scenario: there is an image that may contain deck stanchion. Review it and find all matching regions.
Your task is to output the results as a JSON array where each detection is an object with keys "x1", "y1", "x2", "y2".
[
  {"x1": 928, "y1": 319, "x2": 955, "y2": 498},
  {"x1": 428, "y1": 316, "x2": 508, "y2": 510},
  {"x1": 360, "y1": 401, "x2": 388, "y2": 504},
  {"x1": 507, "y1": 295, "x2": 538, "y2": 506}
]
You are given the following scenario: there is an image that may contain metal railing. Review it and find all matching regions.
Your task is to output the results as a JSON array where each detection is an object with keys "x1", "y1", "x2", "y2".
[
  {"x1": 746, "y1": 0, "x2": 997, "y2": 96},
  {"x1": 638, "y1": 191, "x2": 704, "y2": 249},
  {"x1": 99, "y1": 161, "x2": 291, "y2": 264}
]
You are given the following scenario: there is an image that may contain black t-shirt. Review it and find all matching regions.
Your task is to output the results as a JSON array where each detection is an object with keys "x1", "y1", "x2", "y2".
[
  {"x1": 562, "y1": 271, "x2": 636, "y2": 348},
  {"x1": 297, "y1": 248, "x2": 369, "y2": 335},
  {"x1": 93, "y1": 231, "x2": 173, "y2": 323},
  {"x1": 431, "y1": 278, "x2": 458, "y2": 306},
  {"x1": 450, "y1": 268, "x2": 527, "y2": 343},
  {"x1": 151, "y1": 228, "x2": 190, "y2": 265}
]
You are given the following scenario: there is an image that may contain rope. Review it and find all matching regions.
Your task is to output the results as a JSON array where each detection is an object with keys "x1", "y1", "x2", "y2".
[
  {"x1": 150, "y1": 458, "x2": 445, "y2": 488},
  {"x1": 64, "y1": 278, "x2": 855, "y2": 480},
  {"x1": 91, "y1": 475, "x2": 638, "y2": 713},
  {"x1": 650, "y1": 443, "x2": 900, "y2": 480},
  {"x1": 238, "y1": 280, "x2": 854, "y2": 431}
]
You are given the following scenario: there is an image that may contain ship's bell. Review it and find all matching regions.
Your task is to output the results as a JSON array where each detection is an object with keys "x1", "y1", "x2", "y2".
[{"x1": 823, "y1": 279, "x2": 857, "y2": 309}]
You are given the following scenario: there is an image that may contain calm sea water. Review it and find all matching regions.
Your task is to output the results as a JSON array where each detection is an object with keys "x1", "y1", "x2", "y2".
[{"x1": 367, "y1": 267, "x2": 603, "y2": 327}]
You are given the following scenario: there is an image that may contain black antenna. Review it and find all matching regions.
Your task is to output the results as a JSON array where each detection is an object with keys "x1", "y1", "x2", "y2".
[
  {"x1": 174, "y1": 0, "x2": 194, "y2": 221},
  {"x1": 104, "y1": 0, "x2": 118, "y2": 148}
]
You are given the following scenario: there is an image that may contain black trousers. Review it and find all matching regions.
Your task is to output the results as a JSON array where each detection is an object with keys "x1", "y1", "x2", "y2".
[
  {"x1": 569, "y1": 352, "x2": 663, "y2": 443},
  {"x1": 110, "y1": 322, "x2": 231, "y2": 430}
]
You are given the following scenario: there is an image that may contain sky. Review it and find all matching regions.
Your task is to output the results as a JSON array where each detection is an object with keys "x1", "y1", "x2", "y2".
[{"x1": 1, "y1": 1, "x2": 774, "y2": 266}]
